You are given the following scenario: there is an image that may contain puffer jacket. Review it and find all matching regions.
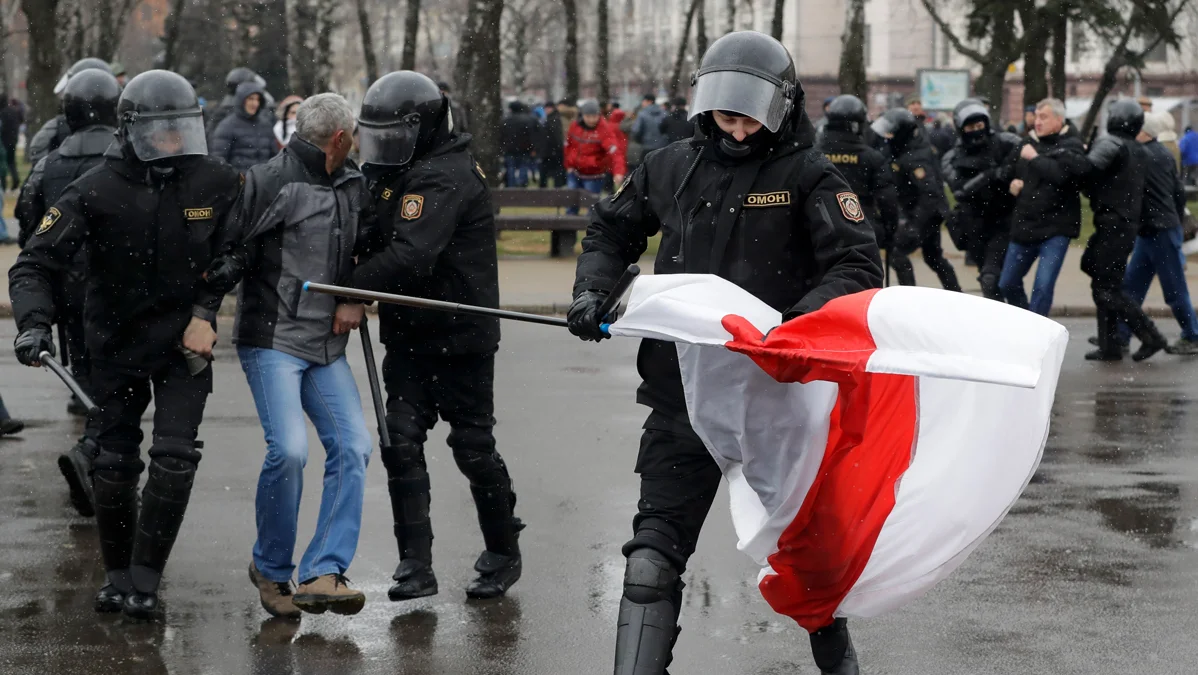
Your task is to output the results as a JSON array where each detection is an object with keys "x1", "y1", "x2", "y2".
[
  {"x1": 564, "y1": 118, "x2": 626, "y2": 179},
  {"x1": 631, "y1": 104, "x2": 669, "y2": 152},
  {"x1": 225, "y1": 136, "x2": 370, "y2": 365},
  {"x1": 210, "y1": 81, "x2": 278, "y2": 172}
]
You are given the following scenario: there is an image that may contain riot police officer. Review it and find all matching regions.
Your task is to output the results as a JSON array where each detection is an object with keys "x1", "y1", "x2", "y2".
[
  {"x1": 817, "y1": 95, "x2": 901, "y2": 281},
  {"x1": 28, "y1": 57, "x2": 112, "y2": 164},
  {"x1": 1083, "y1": 99, "x2": 1169, "y2": 361},
  {"x1": 9, "y1": 70, "x2": 242, "y2": 620},
  {"x1": 941, "y1": 101, "x2": 1022, "y2": 300},
  {"x1": 349, "y1": 71, "x2": 524, "y2": 601},
  {"x1": 14, "y1": 68, "x2": 121, "y2": 517},
  {"x1": 873, "y1": 108, "x2": 961, "y2": 291},
  {"x1": 568, "y1": 32, "x2": 881, "y2": 675}
]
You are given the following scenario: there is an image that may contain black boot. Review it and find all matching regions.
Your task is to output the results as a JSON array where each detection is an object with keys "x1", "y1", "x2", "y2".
[
  {"x1": 124, "y1": 458, "x2": 196, "y2": 620},
  {"x1": 58, "y1": 436, "x2": 98, "y2": 517},
  {"x1": 92, "y1": 469, "x2": 138, "y2": 613},
  {"x1": 1085, "y1": 310, "x2": 1124, "y2": 361},
  {"x1": 384, "y1": 458, "x2": 438, "y2": 601},
  {"x1": 810, "y1": 618, "x2": 859, "y2": 675},
  {"x1": 1131, "y1": 320, "x2": 1169, "y2": 362},
  {"x1": 465, "y1": 484, "x2": 524, "y2": 599}
]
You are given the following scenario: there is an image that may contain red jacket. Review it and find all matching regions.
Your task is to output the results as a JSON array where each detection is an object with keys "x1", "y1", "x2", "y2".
[
  {"x1": 607, "y1": 109, "x2": 629, "y2": 161},
  {"x1": 564, "y1": 118, "x2": 627, "y2": 178}
]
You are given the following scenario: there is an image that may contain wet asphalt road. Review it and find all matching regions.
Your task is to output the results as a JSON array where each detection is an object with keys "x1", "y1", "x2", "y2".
[{"x1": 2, "y1": 318, "x2": 1198, "y2": 674}]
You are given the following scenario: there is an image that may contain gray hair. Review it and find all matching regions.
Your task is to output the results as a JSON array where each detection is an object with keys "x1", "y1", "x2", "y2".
[
  {"x1": 295, "y1": 93, "x2": 356, "y2": 147},
  {"x1": 1036, "y1": 98, "x2": 1067, "y2": 121}
]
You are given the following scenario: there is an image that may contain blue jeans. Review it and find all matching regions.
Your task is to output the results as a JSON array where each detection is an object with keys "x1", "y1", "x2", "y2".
[
  {"x1": 998, "y1": 235, "x2": 1071, "y2": 316},
  {"x1": 1118, "y1": 226, "x2": 1198, "y2": 341},
  {"x1": 238, "y1": 347, "x2": 373, "y2": 583},
  {"x1": 566, "y1": 173, "x2": 606, "y2": 215},
  {"x1": 504, "y1": 155, "x2": 536, "y2": 187},
  {"x1": 0, "y1": 192, "x2": 8, "y2": 241}
]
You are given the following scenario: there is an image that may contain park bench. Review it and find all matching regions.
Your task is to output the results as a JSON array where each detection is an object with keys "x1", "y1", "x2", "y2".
[{"x1": 492, "y1": 187, "x2": 601, "y2": 257}]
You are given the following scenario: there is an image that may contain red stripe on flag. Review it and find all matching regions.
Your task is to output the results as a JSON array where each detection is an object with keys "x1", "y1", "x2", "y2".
[{"x1": 721, "y1": 289, "x2": 918, "y2": 631}]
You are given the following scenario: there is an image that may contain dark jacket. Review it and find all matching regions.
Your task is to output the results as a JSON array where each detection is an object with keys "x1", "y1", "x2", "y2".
[
  {"x1": 16, "y1": 125, "x2": 114, "y2": 247},
  {"x1": 206, "y1": 95, "x2": 238, "y2": 140},
  {"x1": 1086, "y1": 134, "x2": 1148, "y2": 230},
  {"x1": 1140, "y1": 139, "x2": 1187, "y2": 234},
  {"x1": 0, "y1": 100, "x2": 24, "y2": 148},
  {"x1": 942, "y1": 131, "x2": 1022, "y2": 222},
  {"x1": 210, "y1": 82, "x2": 278, "y2": 172},
  {"x1": 351, "y1": 133, "x2": 500, "y2": 355},
  {"x1": 501, "y1": 105, "x2": 539, "y2": 156},
  {"x1": 27, "y1": 115, "x2": 70, "y2": 165},
  {"x1": 540, "y1": 110, "x2": 565, "y2": 162},
  {"x1": 630, "y1": 104, "x2": 669, "y2": 152},
  {"x1": 892, "y1": 136, "x2": 949, "y2": 232},
  {"x1": 659, "y1": 108, "x2": 696, "y2": 144},
  {"x1": 817, "y1": 127, "x2": 900, "y2": 246},
  {"x1": 1001, "y1": 126, "x2": 1088, "y2": 245},
  {"x1": 575, "y1": 113, "x2": 883, "y2": 420},
  {"x1": 224, "y1": 137, "x2": 369, "y2": 365},
  {"x1": 9, "y1": 147, "x2": 241, "y2": 375}
]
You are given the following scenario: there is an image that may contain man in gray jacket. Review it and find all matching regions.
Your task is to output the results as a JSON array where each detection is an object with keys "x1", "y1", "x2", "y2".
[
  {"x1": 211, "y1": 93, "x2": 374, "y2": 618},
  {"x1": 630, "y1": 93, "x2": 669, "y2": 155}
]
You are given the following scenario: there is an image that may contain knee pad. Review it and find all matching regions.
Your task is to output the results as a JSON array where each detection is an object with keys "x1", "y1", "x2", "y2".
[
  {"x1": 93, "y1": 446, "x2": 144, "y2": 478},
  {"x1": 380, "y1": 435, "x2": 425, "y2": 476},
  {"x1": 622, "y1": 547, "x2": 681, "y2": 605},
  {"x1": 452, "y1": 446, "x2": 509, "y2": 487},
  {"x1": 147, "y1": 435, "x2": 203, "y2": 466},
  {"x1": 447, "y1": 426, "x2": 495, "y2": 456}
]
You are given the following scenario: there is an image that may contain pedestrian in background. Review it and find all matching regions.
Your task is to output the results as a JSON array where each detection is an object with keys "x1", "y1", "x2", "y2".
[
  {"x1": 539, "y1": 100, "x2": 567, "y2": 187},
  {"x1": 659, "y1": 96, "x2": 695, "y2": 144},
  {"x1": 1178, "y1": 126, "x2": 1198, "y2": 184},
  {"x1": 273, "y1": 95, "x2": 303, "y2": 148},
  {"x1": 563, "y1": 100, "x2": 625, "y2": 255},
  {"x1": 211, "y1": 80, "x2": 278, "y2": 172},
  {"x1": 0, "y1": 94, "x2": 22, "y2": 190},
  {"x1": 501, "y1": 101, "x2": 539, "y2": 187},
  {"x1": 630, "y1": 93, "x2": 668, "y2": 156}
]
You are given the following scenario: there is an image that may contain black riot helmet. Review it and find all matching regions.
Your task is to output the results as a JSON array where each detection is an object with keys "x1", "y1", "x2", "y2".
[
  {"x1": 54, "y1": 57, "x2": 111, "y2": 96},
  {"x1": 62, "y1": 69, "x2": 121, "y2": 133},
  {"x1": 1107, "y1": 98, "x2": 1145, "y2": 138},
  {"x1": 117, "y1": 70, "x2": 207, "y2": 162},
  {"x1": 225, "y1": 67, "x2": 265, "y2": 96},
  {"x1": 688, "y1": 31, "x2": 800, "y2": 135},
  {"x1": 826, "y1": 95, "x2": 868, "y2": 134},
  {"x1": 357, "y1": 70, "x2": 449, "y2": 168},
  {"x1": 954, "y1": 101, "x2": 992, "y2": 149},
  {"x1": 872, "y1": 108, "x2": 922, "y2": 154}
]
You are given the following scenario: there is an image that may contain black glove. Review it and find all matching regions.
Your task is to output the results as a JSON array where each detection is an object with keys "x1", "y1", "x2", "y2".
[
  {"x1": 14, "y1": 326, "x2": 54, "y2": 367},
  {"x1": 567, "y1": 290, "x2": 611, "y2": 342},
  {"x1": 203, "y1": 253, "x2": 244, "y2": 296}
]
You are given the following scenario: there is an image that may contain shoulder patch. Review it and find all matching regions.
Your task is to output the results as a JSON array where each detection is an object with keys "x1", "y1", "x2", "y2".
[
  {"x1": 35, "y1": 207, "x2": 62, "y2": 236},
  {"x1": 400, "y1": 194, "x2": 424, "y2": 220},
  {"x1": 836, "y1": 192, "x2": 865, "y2": 223},
  {"x1": 744, "y1": 191, "x2": 791, "y2": 208},
  {"x1": 891, "y1": 162, "x2": 901, "y2": 173},
  {"x1": 913, "y1": 166, "x2": 927, "y2": 180},
  {"x1": 381, "y1": 187, "x2": 394, "y2": 201}
]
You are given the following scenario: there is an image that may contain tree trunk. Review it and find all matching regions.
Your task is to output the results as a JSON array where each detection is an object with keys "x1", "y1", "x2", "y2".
[
  {"x1": 563, "y1": 0, "x2": 580, "y2": 103},
  {"x1": 93, "y1": 0, "x2": 140, "y2": 61},
  {"x1": 468, "y1": 0, "x2": 505, "y2": 186},
  {"x1": 1082, "y1": 55, "x2": 1126, "y2": 140},
  {"x1": 696, "y1": 1, "x2": 708, "y2": 60},
  {"x1": 356, "y1": 0, "x2": 379, "y2": 84},
  {"x1": 454, "y1": 0, "x2": 485, "y2": 95},
  {"x1": 597, "y1": 0, "x2": 610, "y2": 104},
  {"x1": 22, "y1": 0, "x2": 62, "y2": 133},
  {"x1": 313, "y1": 0, "x2": 338, "y2": 92},
  {"x1": 725, "y1": 0, "x2": 736, "y2": 33},
  {"x1": 1018, "y1": 5, "x2": 1049, "y2": 109},
  {"x1": 838, "y1": 0, "x2": 866, "y2": 99},
  {"x1": 68, "y1": 0, "x2": 86, "y2": 63},
  {"x1": 1050, "y1": 10, "x2": 1068, "y2": 101},
  {"x1": 975, "y1": 63, "x2": 1009, "y2": 116},
  {"x1": 669, "y1": 0, "x2": 702, "y2": 98},
  {"x1": 254, "y1": 0, "x2": 290, "y2": 97},
  {"x1": 771, "y1": 0, "x2": 785, "y2": 41},
  {"x1": 161, "y1": 0, "x2": 188, "y2": 72},
  {"x1": 401, "y1": 0, "x2": 421, "y2": 71}
]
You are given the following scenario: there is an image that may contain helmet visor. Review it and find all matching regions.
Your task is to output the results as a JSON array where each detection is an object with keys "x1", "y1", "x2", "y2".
[
  {"x1": 127, "y1": 113, "x2": 207, "y2": 162},
  {"x1": 54, "y1": 73, "x2": 70, "y2": 96},
  {"x1": 871, "y1": 116, "x2": 897, "y2": 138},
  {"x1": 358, "y1": 114, "x2": 421, "y2": 166},
  {"x1": 688, "y1": 70, "x2": 790, "y2": 133}
]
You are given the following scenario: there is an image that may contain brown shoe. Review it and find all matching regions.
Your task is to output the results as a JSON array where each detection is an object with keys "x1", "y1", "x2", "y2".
[
  {"x1": 248, "y1": 563, "x2": 301, "y2": 619},
  {"x1": 294, "y1": 574, "x2": 366, "y2": 616}
]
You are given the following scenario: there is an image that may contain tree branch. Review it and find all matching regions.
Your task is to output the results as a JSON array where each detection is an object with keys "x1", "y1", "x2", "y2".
[{"x1": 919, "y1": 0, "x2": 986, "y2": 64}]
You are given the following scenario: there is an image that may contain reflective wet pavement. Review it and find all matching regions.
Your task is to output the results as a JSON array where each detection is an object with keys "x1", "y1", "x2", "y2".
[{"x1": 2, "y1": 318, "x2": 1197, "y2": 674}]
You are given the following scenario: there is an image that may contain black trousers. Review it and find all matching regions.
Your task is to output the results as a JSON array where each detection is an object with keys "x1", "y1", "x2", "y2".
[
  {"x1": 3, "y1": 142, "x2": 17, "y2": 189},
  {"x1": 967, "y1": 226, "x2": 1010, "y2": 300},
  {"x1": 622, "y1": 417, "x2": 723, "y2": 573},
  {"x1": 540, "y1": 157, "x2": 567, "y2": 187},
  {"x1": 1082, "y1": 224, "x2": 1159, "y2": 340},
  {"x1": 892, "y1": 222, "x2": 961, "y2": 292},
  {"x1": 90, "y1": 353, "x2": 212, "y2": 476}
]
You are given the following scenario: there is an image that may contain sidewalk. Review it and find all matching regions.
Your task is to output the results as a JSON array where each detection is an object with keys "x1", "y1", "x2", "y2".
[{"x1": 2, "y1": 233, "x2": 1197, "y2": 318}]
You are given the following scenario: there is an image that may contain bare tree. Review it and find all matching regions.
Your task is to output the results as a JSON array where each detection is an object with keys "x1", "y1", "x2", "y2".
[
  {"x1": 402, "y1": 0, "x2": 421, "y2": 70},
  {"x1": 94, "y1": 0, "x2": 141, "y2": 61},
  {"x1": 696, "y1": 0, "x2": 708, "y2": 59},
  {"x1": 597, "y1": 0, "x2": 610, "y2": 104},
  {"x1": 161, "y1": 0, "x2": 189, "y2": 72},
  {"x1": 562, "y1": 0, "x2": 579, "y2": 102},
  {"x1": 1050, "y1": 8, "x2": 1069, "y2": 101},
  {"x1": 837, "y1": 0, "x2": 866, "y2": 99},
  {"x1": 469, "y1": 0, "x2": 505, "y2": 184},
  {"x1": 455, "y1": 0, "x2": 485, "y2": 95},
  {"x1": 770, "y1": 0, "x2": 785, "y2": 41},
  {"x1": 920, "y1": 0, "x2": 1025, "y2": 113},
  {"x1": 669, "y1": 0, "x2": 702, "y2": 98},
  {"x1": 357, "y1": 0, "x2": 380, "y2": 84},
  {"x1": 1018, "y1": 1, "x2": 1054, "y2": 109},
  {"x1": 23, "y1": 0, "x2": 62, "y2": 132},
  {"x1": 725, "y1": 0, "x2": 736, "y2": 33}
]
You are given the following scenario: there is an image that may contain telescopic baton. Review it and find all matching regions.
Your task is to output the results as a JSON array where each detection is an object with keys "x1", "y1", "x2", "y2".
[
  {"x1": 38, "y1": 351, "x2": 99, "y2": 415},
  {"x1": 357, "y1": 316, "x2": 391, "y2": 450}
]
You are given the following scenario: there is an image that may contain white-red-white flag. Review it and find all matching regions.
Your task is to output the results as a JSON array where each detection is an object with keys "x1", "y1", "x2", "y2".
[{"x1": 608, "y1": 275, "x2": 1068, "y2": 631}]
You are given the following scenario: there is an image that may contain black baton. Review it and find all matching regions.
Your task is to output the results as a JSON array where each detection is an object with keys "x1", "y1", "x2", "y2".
[
  {"x1": 38, "y1": 351, "x2": 98, "y2": 415},
  {"x1": 304, "y1": 282, "x2": 569, "y2": 327},
  {"x1": 357, "y1": 317, "x2": 391, "y2": 449},
  {"x1": 597, "y1": 264, "x2": 641, "y2": 332}
]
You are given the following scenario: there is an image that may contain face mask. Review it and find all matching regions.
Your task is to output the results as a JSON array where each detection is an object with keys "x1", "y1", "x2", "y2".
[
  {"x1": 711, "y1": 124, "x2": 772, "y2": 160},
  {"x1": 963, "y1": 128, "x2": 988, "y2": 148}
]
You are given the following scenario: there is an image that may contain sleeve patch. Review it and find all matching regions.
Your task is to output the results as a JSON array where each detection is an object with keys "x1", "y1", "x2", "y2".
[
  {"x1": 35, "y1": 207, "x2": 61, "y2": 235},
  {"x1": 400, "y1": 194, "x2": 424, "y2": 220},
  {"x1": 913, "y1": 166, "x2": 927, "y2": 180},
  {"x1": 836, "y1": 192, "x2": 865, "y2": 222}
]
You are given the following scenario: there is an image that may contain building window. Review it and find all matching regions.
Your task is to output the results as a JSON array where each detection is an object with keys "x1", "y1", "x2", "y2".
[{"x1": 864, "y1": 24, "x2": 872, "y2": 69}]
